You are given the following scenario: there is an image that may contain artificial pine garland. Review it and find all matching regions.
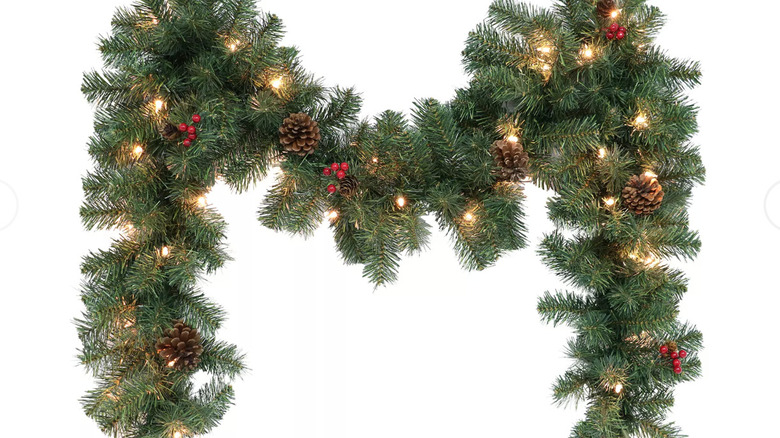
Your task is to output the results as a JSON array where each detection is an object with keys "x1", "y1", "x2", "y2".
[{"x1": 79, "y1": 0, "x2": 702, "y2": 436}]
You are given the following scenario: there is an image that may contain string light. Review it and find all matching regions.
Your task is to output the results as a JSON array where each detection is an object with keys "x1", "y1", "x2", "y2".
[
  {"x1": 611, "y1": 10, "x2": 620, "y2": 19},
  {"x1": 614, "y1": 383, "x2": 624, "y2": 394},
  {"x1": 326, "y1": 210, "x2": 339, "y2": 221},
  {"x1": 154, "y1": 99, "x2": 164, "y2": 112},
  {"x1": 581, "y1": 45, "x2": 594, "y2": 60},
  {"x1": 463, "y1": 212, "x2": 475, "y2": 222},
  {"x1": 538, "y1": 46, "x2": 552, "y2": 54},
  {"x1": 506, "y1": 135, "x2": 520, "y2": 144},
  {"x1": 270, "y1": 77, "x2": 283, "y2": 89},
  {"x1": 151, "y1": 18, "x2": 159, "y2": 25},
  {"x1": 542, "y1": 64, "x2": 551, "y2": 71},
  {"x1": 228, "y1": 40, "x2": 240, "y2": 52},
  {"x1": 633, "y1": 113, "x2": 649, "y2": 130},
  {"x1": 161, "y1": 246, "x2": 170, "y2": 257},
  {"x1": 396, "y1": 196, "x2": 406, "y2": 208},
  {"x1": 196, "y1": 195, "x2": 208, "y2": 208},
  {"x1": 644, "y1": 171, "x2": 658, "y2": 179},
  {"x1": 371, "y1": 157, "x2": 379, "y2": 163},
  {"x1": 167, "y1": 359, "x2": 177, "y2": 368},
  {"x1": 604, "y1": 197, "x2": 616, "y2": 207},
  {"x1": 644, "y1": 254, "x2": 661, "y2": 267},
  {"x1": 132, "y1": 144, "x2": 144, "y2": 157},
  {"x1": 598, "y1": 148, "x2": 607, "y2": 159}
]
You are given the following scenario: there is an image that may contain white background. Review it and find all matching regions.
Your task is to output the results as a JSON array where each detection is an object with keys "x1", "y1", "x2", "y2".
[{"x1": 0, "y1": 0, "x2": 778, "y2": 436}]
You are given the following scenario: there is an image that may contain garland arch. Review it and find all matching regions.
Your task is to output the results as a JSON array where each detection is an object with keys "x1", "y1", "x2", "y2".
[{"x1": 78, "y1": 1, "x2": 704, "y2": 437}]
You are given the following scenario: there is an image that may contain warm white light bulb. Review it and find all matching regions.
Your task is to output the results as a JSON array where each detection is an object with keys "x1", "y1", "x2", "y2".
[
  {"x1": 371, "y1": 157, "x2": 379, "y2": 163},
  {"x1": 614, "y1": 383, "x2": 624, "y2": 394},
  {"x1": 270, "y1": 77, "x2": 283, "y2": 89},
  {"x1": 506, "y1": 135, "x2": 520, "y2": 144},
  {"x1": 197, "y1": 196, "x2": 208, "y2": 207},
  {"x1": 539, "y1": 46, "x2": 552, "y2": 54},
  {"x1": 161, "y1": 246, "x2": 170, "y2": 257},
  {"x1": 396, "y1": 196, "x2": 406, "y2": 208},
  {"x1": 133, "y1": 145, "x2": 144, "y2": 157},
  {"x1": 154, "y1": 99, "x2": 164, "y2": 112},
  {"x1": 326, "y1": 210, "x2": 339, "y2": 220},
  {"x1": 464, "y1": 212, "x2": 475, "y2": 222},
  {"x1": 168, "y1": 359, "x2": 177, "y2": 368},
  {"x1": 151, "y1": 18, "x2": 159, "y2": 25},
  {"x1": 598, "y1": 148, "x2": 607, "y2": 158},
  {"x1": 604, "y1": 197, "x2": 616, "y2": 207},
  {"x1": 611, "y1": 10, "x2": 619, "y2": 19},
  {"x1": 542, "y1": 64, "x2": 551, "y2": 71},
  {"x1": 644, "y1": 171, "x2": 658, "y2": 179}
]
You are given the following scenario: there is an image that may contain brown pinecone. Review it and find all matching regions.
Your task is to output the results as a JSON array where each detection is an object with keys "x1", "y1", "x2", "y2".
[
  {"x1": 159, "y1": 122, "x2": 182, "y2": 141},
  {"x1": 338, "y1": 175, "x2": 359, "y2": 198},
  {"x1": 155, "y1": 320, "x2": 203, "y2": 371},
  {"x1": 621, "y1": 173, "x2": 664, "y2": 215},
  {"x1": 597, "y1": 0, "x2": 618, "y2": 18},
  {"x1": 491, "y1": 139, "x2": 530, "y2": 182},
  {"x1": 279, "y1": 113, "x2": 321, "y2": 156}
]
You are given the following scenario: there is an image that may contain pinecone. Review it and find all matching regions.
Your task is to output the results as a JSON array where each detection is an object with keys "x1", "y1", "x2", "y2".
[
  {"x1": 338, "y1": 175, "x2": 359, "y2": 198},
  {"x1": 597, "y1": 0, "x2": 618, "y2": 18},
  {"x1": 621, "y1": 173, "x2": 664, "y2": 215},
  {"x1": 279, "y1": 113, "x2": 321, "y2": 156},
  {"x1": 159, "y1": 122, "x2": 182, "y2": 141},
  {"x1": 155, "y1": 320, "x2": 203, "y2": 371},
  {"x1": 490, "y1": 139, "x2": 530, "y2": 182}
]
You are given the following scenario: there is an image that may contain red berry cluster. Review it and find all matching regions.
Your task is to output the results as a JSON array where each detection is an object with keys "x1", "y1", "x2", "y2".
[
  {"x1": 323, "y1": 162, "x2": 350, "y2": 194},
  {"x1": 177, "y1": 114, "x2": 202, "y2": 148},
  {"x1": 659, "y1": 344, "x2": 688, "y2": 375},
  {"x1": 606, "y1": 22, "x2": 628, "y2": 40}
]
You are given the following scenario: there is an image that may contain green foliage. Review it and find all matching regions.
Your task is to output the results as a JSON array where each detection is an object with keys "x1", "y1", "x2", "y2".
[
  {"x1": 261, "y1": 102, "x2": 529, "y2": 286},
  {"x1": 78, "y1": 0, "x2": 359, "y2": 436},
  {"x1": 462, "y1": 0, "x2": 704, "y2": 436}
]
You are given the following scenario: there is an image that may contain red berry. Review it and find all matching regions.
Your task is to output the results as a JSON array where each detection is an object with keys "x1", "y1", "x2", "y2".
[
  {"x1": 678, "y1": 350, "x2": 688, "y2": 359},
  {"x1": 183, "y1": 139, "x2": 192, "y2": 147},
  {"x1": 178, "y1": 123, "x2": 188, "y2": 132},
  {"x1": 331, "y1": 163, "x2": 340, "y2": 171},
  {"x1": 673, "y1": 359, "x2": 681, "y2": 367},
  {"x1": 188, "y1": 133, "x2": 197, "y2": 141},
  {"x1": 187, "y1": 125, "x2": 197, "y2": 134},
  {"x1": 192, "y1": 114, "x2": 201, "y2": 123},
  {"x1": 327, "y1": 184, "x2": 337, "y2": 194},
  {"x1": 606, "y1": 32, "x2": 615, "y2": 40},
  {"x1": 609, "y1": 23, "x2": 619, "y2": 33},
  {"x1": 670, "y1": 351, "x2": 679, "y2": 359},
  {"x1": 618, "y1": 26, "x2": 627, "y2": 34},
  {"x1": 323, "y1": 168, "x2": 332, "y2": 176},
  {"x1": 340, "y1": 162, "x2": 349, "y2": 171},
  {"x1": 616, "y1": 31, "x2": 626, "y2": 40},
  {"x1": 659, "y1": 345, "x2": 669, "y2": 354},
  {"x1": 336, "y1": 170, "x2": 346, "y2": 179},
  {"x1": 674, "y1": 367, "x2": 683, "y2": 375}
]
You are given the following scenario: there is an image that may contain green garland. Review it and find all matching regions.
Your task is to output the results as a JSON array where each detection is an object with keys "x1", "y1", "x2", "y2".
[{"x1": 78, "y1": 0, "x2": 702, "y2": 437}]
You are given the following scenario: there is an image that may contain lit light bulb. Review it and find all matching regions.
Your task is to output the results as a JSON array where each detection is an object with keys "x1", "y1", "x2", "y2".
[
  {"x1": 167, "y1": 359, "x2": 177, "y2": 368},
  {"x1": 196, "y1": 196, "x2": 208, "y2": 207},
  {"x1": 598, "y1": 148, "x2": 607, "y2": 159},
  {"x1": 644, "y1": 171, "x2": 658, "y2": 179},
  {"x1": 161, "y1": 246, "x2": 170, "y2": 257},
  {"x1": 371, "y1": 157, "x2": 379, "y2": 163},
  {"x1": 634, "y1": 113, "x2": 649, "y2": 129},
  {"x1": 604, "y1": 197, "x2": 616, "y2": 207},
  {"x1": 464, "y1": 212, "x2": 475, "y2": 222},
  {"x1": 151, "y1": 18, "x2": 159, "y2": 25},
  {"x1": 228, "y1": 40, "x2": 240, "y2": 52},
  {"x1": 614, "y1": 383, "x2": 624, "y2": 394},
  {"x1": 396, "y1": 196, "x2": 406, "y2": 208},
  {"x1": 154, "y1": 99, "x2": 164, "y2": 112},
  {"x1": 644, "y1": 254, "x2": 661, "y2": 267},
  {"x1": 133, "y1": 144, "x2": 144, "y2": 157},
  {"x1": 611, "y1": 10, "x2": 620, "y2": 19},
  {"x1": 538, "y1": 46, "x2": 552, "y2": 54},
  {"x1": 581, "y1": 45, "x2": 594, "y2": 59},
  {"x1": 542, "y1": 64, "x2": 551, "y2": 71},
  {"x1": 270, "y1": 77, "x2": 283, "y2": 89},
  {"x1": 506, "y1": 135, "x2": 520, "y2": 144},
  {"x1": 326, "y1": 210, "x2": 339, "y2": 221}
]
